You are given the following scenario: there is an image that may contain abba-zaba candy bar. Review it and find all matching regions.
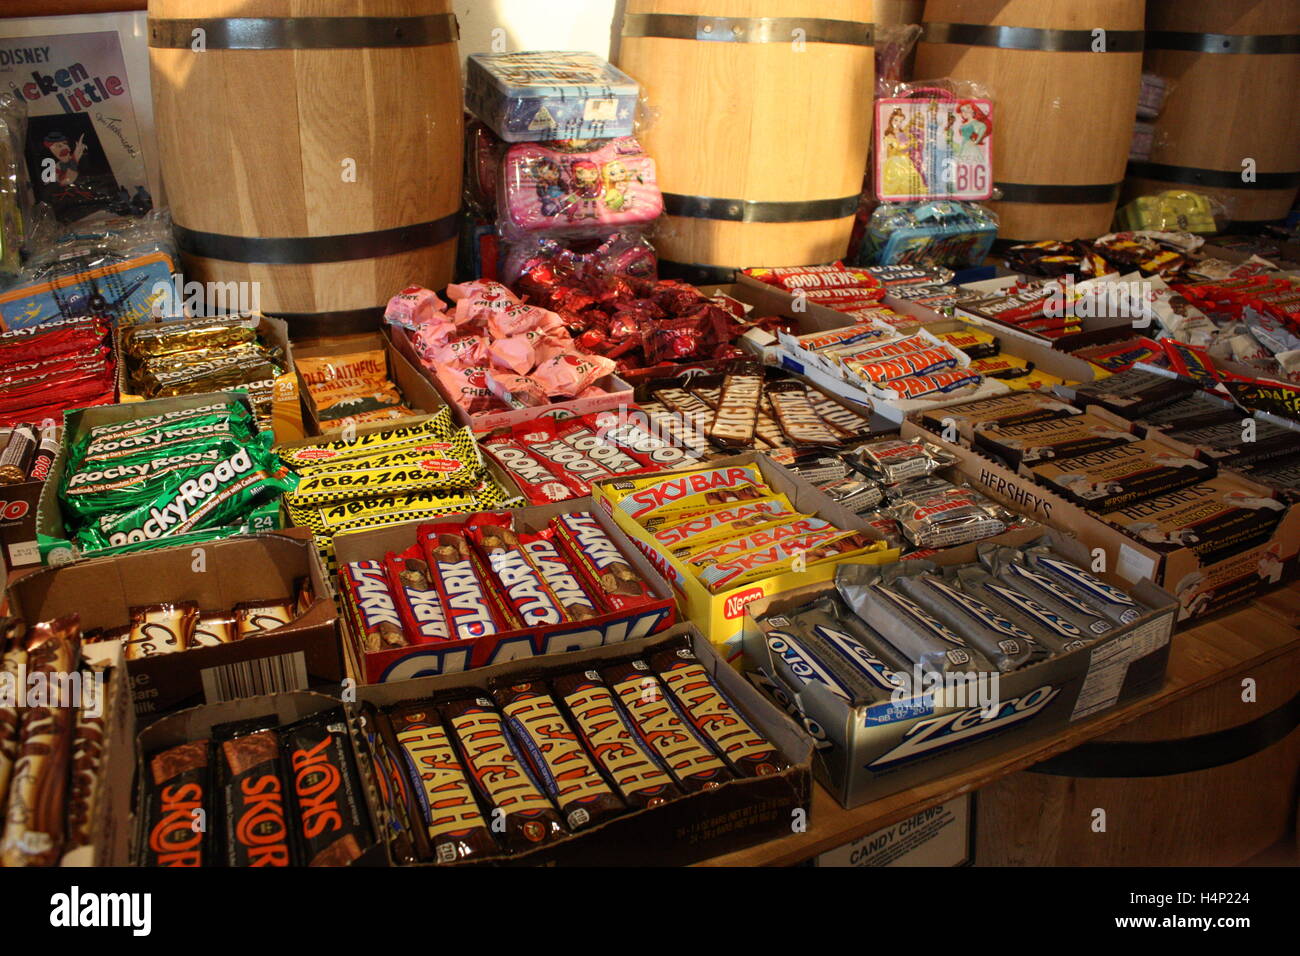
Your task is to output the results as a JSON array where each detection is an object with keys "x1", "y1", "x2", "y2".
[
  {"x1": 342, "y1": 560, "x2": 408, "y2": 651},
  {"x1": 388, "y1": 703, "x2": 496, "y2": 863},
  {"x1": 492, "y1": 681, "x2": 622, "y2": 830},
  {"x1": 1028, "y1": 440, "x2": 1214, "y2": 510},
  {"x1": 441, "y1": 695, "x2": 566, "y2": 850},
  {"x1": 601, "y1": 659, "x2": 732, "y2": 792},
  {"x1": 649, "y1": 645, "x2": 786, "y2": 778},
  {"x1": 552, "y1": 511, "x2": 654, "y2": 612},
  {"x1": 215, "y1": 719, "x2": 296, "y2": 866},
  {"x1": 552, "y1": 669, "x2": 679, "y2": 810},
  {"x1": 835, "y1": 565, "x2": 991, "y2": 673},
  {"x1": 279, "y1": 710, "x2": 372, "y2": 866},
  {"x1": 141, "y1": 740, "x2": 211, "y2": 867}
]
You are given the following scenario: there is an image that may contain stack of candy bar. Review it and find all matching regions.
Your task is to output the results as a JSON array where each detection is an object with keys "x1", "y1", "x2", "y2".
[
  {"x1": 58, "y1": 398, "x2": 297, "y2": 557},
  {"x1": 362, "y1": 638, "x2": 786, "y2": 864},
  {"x1": 1173, "y1": 272, "x2": 1300, "y2": 384},
  {"x1": 121, "y1": 316, "x2": 285, "y2": 433},
  {"x1": 0, "y1": 317, "x2": 116, "y2": 426},
  {"x1": 0, "y1": 421, "x2": 58, "y2": 485},
  {"x1": 296, "y1": 346, "x2": 414, "y2": 429},
  {"x1": 955, "y1": 278, "x2": 1082, "y2": 341},
  {"x1": 603, "y1": 463, "x2": 887, "y2": 594},
  {"x1": 139, "y1": 707, "x2": 375, "y2": 867},
  {"x1": 930, "y1": 321, "x2": 1072, "y2": 392},
  {"x1": 281, "y1": 408, "x2": 521, "y2": 571},
  {"x1": 339, "y1": 510, "x2": 655, "y2": 655},
  {"x1": 81, "y1": 576, "x2": 315, "y2": 661},
  {"x1": 0, "y1": 617, "x2": 113, "y2": 867}
]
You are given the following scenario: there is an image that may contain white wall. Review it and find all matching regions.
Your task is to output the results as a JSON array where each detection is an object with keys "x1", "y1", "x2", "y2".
[{"x1": 455, "y1": 0, "x2": 619, "y2": 61}]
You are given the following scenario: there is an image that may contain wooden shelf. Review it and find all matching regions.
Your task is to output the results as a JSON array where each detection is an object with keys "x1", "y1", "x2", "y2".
[
  {"x1": 4, "y1": 2, "x2": 145, "y2": 16},
  {"x1": 698, "y1": 583, "x2": 1300, "y2": 867}
]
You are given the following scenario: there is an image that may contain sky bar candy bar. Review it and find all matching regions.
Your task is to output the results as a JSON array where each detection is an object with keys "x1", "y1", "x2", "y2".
[
  {"x1": 465, "y1": 512, "x2": 566, "y2": 629},
  {"x1": 552, "y1": 669, "x2": 679, "y2": 810},
  {"x1": 279, "y1": 710, "x2": 372, "y2": 866},
  {"x1": 492, "y1": 681, "x2": 622, "y2": 831},
  {"x1": 707, "y1": 366, "x2": 764, "y2": 449},
  {"x1": 441, "y1": 695, "x2": 566, "y2": 851},
  {"x1": 421, "y1": 524, "x2": 508, "y2": 641},
  {"x1": 141, "y1": 740, "x2": 212, "y2": 867},
  {"x1": 601, "y1": 659, "x2": 732, "y2": 792},
  {"x1": 684, "y1": 516, "x2": 838, "y2": 568},
  {"x1": 385, "y1": 546, "x2": 449, "y2": 644},
  {"x1": 649, "y1": 645, "x2": 786, "y2": 777},
  {"x1": 648, "y1": 494, "x2": 801, "y2": 552},
  {"x1": 342, "y1": 560, "x2": 408, "y2": 652},
  {"x1": 699, "y1": 528, "x2": 880, "y2": 592},
  {"x1": 552, "y1": 511, "x2": 655, "y2": 612},
  {"x1": 518, "y1": 528, "x2": 602, "y2": 622},
  {"x1": 609, "y1": 463, "x2": 770, "y2": 524}
]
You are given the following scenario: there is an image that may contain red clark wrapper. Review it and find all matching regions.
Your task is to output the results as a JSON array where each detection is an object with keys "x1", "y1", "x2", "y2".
[
  {"x1": 384, "y1": 544, "x2": 449, "y2": 644},
  {"x1": 550, "y1": 511, "x2": 654, "y2": 613},
  {"x1": 418, "y1": 523, "x2": 507, "y2": 641},
  {"x1": 463, "y1": 512, "x2": 566, "y2": 629},
  {"x1": 518, "y1": 527, "x2": 603, "y2": 622},
  {"x1": 481, "y1": 432, "x2": 579, "y2": 504}
]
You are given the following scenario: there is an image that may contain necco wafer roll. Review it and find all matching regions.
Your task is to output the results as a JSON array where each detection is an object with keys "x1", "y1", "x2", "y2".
[
  {"x1": 707, "y1": 366, "x2": 764, "y2": 449},
  {"x1": 980, "y1": 546, "x2": 1115, "y2": 638},
  {"x1": 386, "y1": 545, "x2": 449, "y2": 643},
  {"x1": 141, "y1": 740, "x2": 212, "y2": 866},
  {"x1": 953, "y1": 565, "x2": 1093, "y2": 655},
  {"x1": 649, "y1": 645, "x2": 785, "y2": 778},
  {"x1": 441, "y1": 695, "x2": 566, "y2": 850},
  {"x1": 553, "y1": 669, "x2": 679, "y2": 809},
  {"x1": 601, "y1": 659, "x2": 732, "y2": 792},
  {"x1": 1022, "y1": 549, "x2": 1147, "y2": 626},
  {"x1": 492, "y1": 681, "x2": 623, "y2": 830},
  {"x1": 835, "y1": 565, "x2": 991, "y2": 674},
  {"x1": 388, "y1": 702, "x2": 497, "y2": 864}
]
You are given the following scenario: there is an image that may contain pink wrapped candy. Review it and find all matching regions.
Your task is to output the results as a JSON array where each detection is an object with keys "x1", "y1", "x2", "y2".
[
  {"x1": 531, "y1": 353, "x2": 616, "y2": 398},
  {"x1": 487, "y1": 371, "x2": 549, "y2": 408},
  {"x1": 384, "y1": 286, "x2": 445, "y2": 330},
  {"x1": 489, "y1": 335, "x2": 536, "y2": 376}
]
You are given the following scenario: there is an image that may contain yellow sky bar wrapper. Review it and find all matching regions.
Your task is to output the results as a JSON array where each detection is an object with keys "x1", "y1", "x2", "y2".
[
  {"x1": 700, "y1": 529, "x2": 883, "y2": 592},
  {"x1": 278, "y1": 409, "x2": 454, "y2": 469},
  {"x1": 608, "y1": 463, "x2": 772, "y2": 524},
  {"x1": 681, "y1": 515, "x2": 841, "y2": 569},
  {"x1": 644, "y1": 494, "x2": 800, "y2": 551}
]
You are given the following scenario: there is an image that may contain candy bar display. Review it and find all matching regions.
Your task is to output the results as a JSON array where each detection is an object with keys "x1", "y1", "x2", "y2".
[
  {"x1": 296, "y1": 347, "x2": 414, "y2": 429},
  {"x1": 139, "y1": 706, "x2": 377, "y2": 867},
  {"x1": 54, "y1": 397, "x2": 296, "y2": 558},
  {"x1": 0, "y1": 317, "x2": 115, "y2": 426}
]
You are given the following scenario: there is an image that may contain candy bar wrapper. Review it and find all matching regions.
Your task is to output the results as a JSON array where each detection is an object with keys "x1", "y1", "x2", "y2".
[
  {"x1": 74, "y1": 414, "x2": 257, "y2": 467},
  {"x1": 64, "y1": 669, "x2": 110, "y2": 852},
  {"x1": 684, "y1": 516, "x2": 839, "y2": 570},
  {"x1": 952, "y1": 565, "x2": 1094, "y2": 654},
  {"x1": 387, "y1": 703, "x2": 498, "y2": 863},
  {"x1": 386, "y1": 546, "x2": 449, "y2": 643},
  {"x1": 73, "y1": 399, "x2": 251, "y2": 453},
  {"x1": 607, "y1": 463, "x2": 771, "y2": 525},
  {"x1": 1021, "y1": 548, "x2": 1149, "y2": 626},
  {"x1": 482, "y1": 432, "x2": 581, "y2": 504},
  {"x1": 766, "y1": 381, "x2": 844, "y2": 451},
  {"x1": 0, "y1": 617, "x2": 79, "y2": 867},
  {"x1": 0, "y1": 620, "x2": 26, "y2": 814},
  {"x1": 288, "y1": 438, "x2": 482, "y2": 504},
  {"x1": 511, "y1": 419, "x2": 608, "y2": 494},
  {"x1": 803, "y1": 387, "x2": 875, "y2": 440},
  {"x1": 600, "y1": 660, "x2": 732, "y2": 792},
  {"x1": 551, "y1": 669, "x2": 680, "y2": 809},
  {"x1": 141, "y1": 740, "x2": 212, "y2": 866},
  {"x1": 552, "y1": 511, "x2": 655, "y2": 613},
  {"x1": 342, "y1": 560, "x2": 409, "y2": 652},
  {"x1": 0, "y1": 424, "x2": 37, "y2": 484},
  {"x1": 855, "y1": 437, "x2": 956, "y2": 484},
  {"x1": 757, "y1": 597, "x2": 909, "y2": 706},
  {"x1": 465, "y1": 512, "x2": 567, "y2": 629},
  {"x1": 215, "y1": 718, "x2": 297, "y2": 866},
  {"x1": 355, "y1": 705, "x2": 422, "y2": 864},
  {"x1": 125, "y1": 602, "x2": 197, "y2": 661},
  {"x1": 821, "y1": 476, "x2": 884, "y2": 514},
  {"x1": 699, "y1": 529, "x2": 882, "y2": 592},
  {"x1": 125, "y1": 319, "x2": 259, "y2": 359},
  {"x1": 1068, "y1": 367, "x2": 1197, "y2": 419},
  {"x1": 518, "y1": 528, "x2": 603, "y2": 622},
  {"x1": 278, "y1": 412, "x2": 453, "y2": 470},
  {"x1": 491, "y1": 681, "x2": 623, "y2": 830},
  {"x1": 278, "y1": 709, "x2": 373, "y2": 866},
  {"x1": 918, "y1": 390, "x2": 1081, "y2": 438},
  {"x1": 420, "y1": 524, "x2": 508, "y2": 641},
  {"x1": 974, "y1": 413, "x2": 1141, "y2": 468},
  {"x1": 642, "y1": 494, "x2": 800, "y2": 553},
  {"x1": 885, "y1": 485, "x2": 1012, "y2": 549},
  {"x1": 746, "y1": 264, "x2": 879, "y2": 292},
  {"x1": 233, "y1": 599, "x2": 294, "y2": 638},
  {"x1": 978, "y1": 546, "x2": 1116, "y2": 639},
  {"x1": 191, "y1": 612, "x2": 236, "y2": 648},
  {"x1": 706, "y1": 366, "x2": 764, "y2": 449},
  {"x1": 835, "y1": 565, "x2": 992, "y2": 675},
  {"x1": 1027, "y1": 441, "x2": 1215, "y2": 511},
  {"x1": 891, "y1": 566, "x2": 1050, "y2": 672},
  {"x1": 556, "y1": 417, "x2": 653, "y2": 477},
  {"x1": 585, "y1": 409, "x2": 701, "y2": 470},
  {"x1": 649, "y1": 646, "x2": 786, "y2": 778},
  {"x1": 873, "y1": 369, "x2": 984, "y2": 401},
  {"x1": 441, "y1": 695, "x2": 567, "y2": 851},
  {"x1": 294, "y1": 576, "x2": 316, "y2": 618},
  {"x1": 640, "y1": 402, "x2": 712, "y2": 459}
]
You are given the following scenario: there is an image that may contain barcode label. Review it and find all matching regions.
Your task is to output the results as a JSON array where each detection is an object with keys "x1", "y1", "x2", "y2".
[{"x1": 201, "y1": 652, "x2": 309, "y2": 703}]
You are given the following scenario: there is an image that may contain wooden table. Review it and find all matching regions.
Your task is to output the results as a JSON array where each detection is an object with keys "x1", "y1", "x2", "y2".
[{"x1": 700, "y1": 583, "x2": 1300, "y2": 867}]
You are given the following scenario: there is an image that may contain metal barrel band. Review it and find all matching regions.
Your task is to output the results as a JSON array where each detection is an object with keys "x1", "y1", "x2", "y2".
[
  {"x1": 622, "y1": 13, "x2": 872, "y2": 46},
  {"x1": 1145, "y1": 31, "x2": 1300, "y2": 55},
  {"x1": 1126, "y1": 161, "x2": 1300, "y2": 191},
  {"x1": 264, "y1": 307, "x2": 387, "y2": 340},
  {"x1": 994, "y1": 181, "x2": 1123, "y2": 204},
  {"x1": 148, "y1": 14, "x2": 459, "y2": 50},
  {"x1": 657, "y1": 260, "x2": 741, "y2": 285},
  {"x1": 1028, "y1": 689, "x2": 1300, "y2": 778},
  {"x1": 663, "y1": 192, "x2": 861, "y2": 223},
  {"x1": 922, "y1": 22, "x2": 1144, "y2": 53},
  {"x1": 174, "y1": 212, "x2": 461, "y2": 266}
]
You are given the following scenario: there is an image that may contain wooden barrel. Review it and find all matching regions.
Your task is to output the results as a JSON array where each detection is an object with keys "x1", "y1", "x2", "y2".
[
  {"x1": 615, "y1": 1, "x2": 875, "y2": 283},
  {"x1": 148, "y1": 0, "x2": 462, "y2": 336},
  {"x1": 1125, "y1": 0, "x2": 1300, "y2": 225},
  {"x1": 974, "y1": 642, "x2": 1300, "y2": 866},
  {"x1": 916, "y1": 0, "x2": 1144, "y2": 241}
]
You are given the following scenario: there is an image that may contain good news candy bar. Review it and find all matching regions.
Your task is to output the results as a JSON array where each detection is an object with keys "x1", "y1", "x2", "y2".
[
  {"x1": 953, "y1": 565, "x2": 1093, "y2": 654},
  {"x1": 707, "y1": 365, "x2": 764, "y2": 449},
  {"x1": 600, "y1": 659, "x2": 732, "y2": 792},
  {"x1": 892, "y1": 568, "x2": 1049, "y2": 672},
  {"x1": 835, "y1": 565, "x2": 991, "y2": 674},
  {"x1": 278, "y1": 710, "x2": 372, "y2": 867},
  {"x1": 700, "y1": 529, "x2": 881, "y2": 593},
  {"x1": 1022, "y1": 549, "x2": 1149, "y2": 626},
  {"x1": 388, "y1": 703, "x2": 497, "y2": 863},
  {"x1": 214, "y1": 719, "x2": 297, "y2": 867},
  {"x1": 386, "y1": 545, "x2": 449, "y2": 643},
  {"x1": 482, "y1": 432, "x2": 582, "y2": 504},
  {"x1": 979, "y1": 546, "x2": 1114, "y2": 638},
  {"x1": 341, "y1": 560, "x2": 408, "y2": 652},
  {"x1": 466, "y1": 513, "x2": 566, "y2": 629},
  {"x1": 758, "y1": 596, "x2": 909, "y2": 705},
  {"x1": 553, "y1": 511, "x2": 654, "y2": 612},
  {"x1": 141, "y1": 740, "x2": 212, "y2": 866},
  {"x1": 421, "y1": 524, "x2": 506, "y2": 641},
  {"x1": 1028, "y1": 440, "x2": 1214, "y2": 510},
  {"x1": 649, "y1": 645, "x2": 786, "y2": 778},
  {"x1": 492, "y1": 680, "x2": 622, "y2": 830},
  {"x1": 551, "y1": 669, "x2": 679, "y2": 810},
  {"x1": 608, "y1": 463, "x2": 770, "y2": 524},
  {"x1": 518, "y1": 528, "x2": 602, "y2": 622},
  {"x1": 441, "y1": 695, "x2": 566, "y2": 851},
  {"x1": 766, "y1": 381, "x2": 843, "y2": 450}
]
